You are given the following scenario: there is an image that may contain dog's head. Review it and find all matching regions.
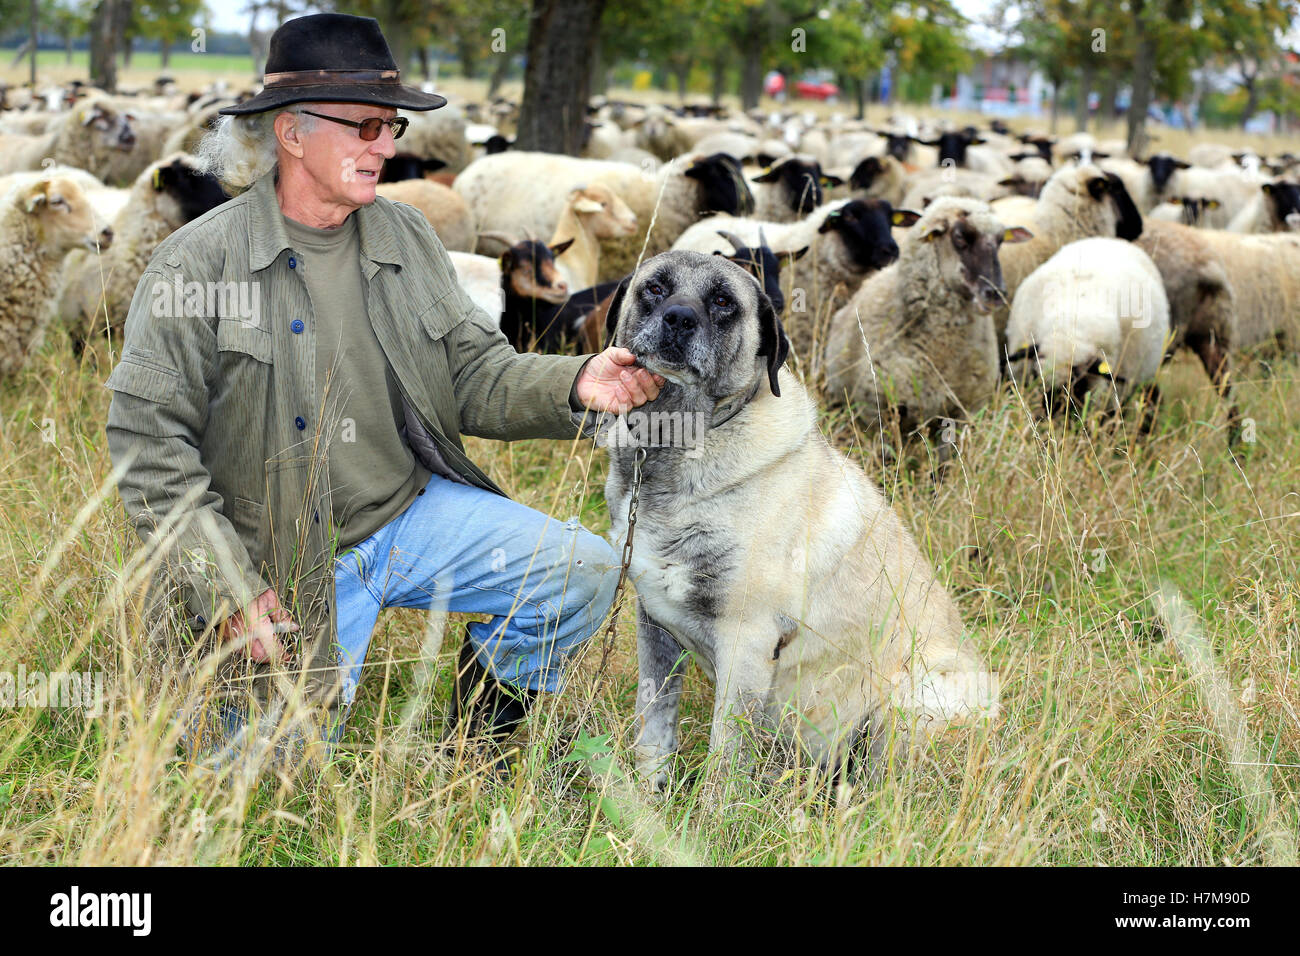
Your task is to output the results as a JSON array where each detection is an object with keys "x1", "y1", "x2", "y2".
[{"x1": 604, "y1": 250, "x2": 790, "y2": 399}]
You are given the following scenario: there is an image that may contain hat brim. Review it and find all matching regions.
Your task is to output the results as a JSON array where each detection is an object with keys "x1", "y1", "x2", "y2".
[{"x1": 219, "y1": 83, "x2": 447, "y2": 115}]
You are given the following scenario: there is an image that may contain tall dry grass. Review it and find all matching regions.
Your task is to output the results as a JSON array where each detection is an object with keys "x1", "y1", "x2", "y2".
[{"x1": 0, "y1": 299, "x2": 1296, "y2": 865}]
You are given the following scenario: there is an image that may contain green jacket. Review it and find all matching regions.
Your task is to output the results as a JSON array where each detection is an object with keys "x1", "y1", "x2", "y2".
[{"x1": 105, "y1": 170, "x2": 596, "y2": 710}]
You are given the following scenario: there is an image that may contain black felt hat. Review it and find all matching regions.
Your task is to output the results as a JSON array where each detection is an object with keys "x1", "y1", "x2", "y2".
[{"x1": 219, "y1": 13, "x2": 446, "y2": 116}]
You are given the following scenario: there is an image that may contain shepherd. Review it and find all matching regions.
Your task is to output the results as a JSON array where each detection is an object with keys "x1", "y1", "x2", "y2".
[{"x1": 105, "y1": 13, "x2": 663, "y2": 768}]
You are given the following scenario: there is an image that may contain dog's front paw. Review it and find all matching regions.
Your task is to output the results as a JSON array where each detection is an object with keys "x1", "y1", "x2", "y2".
[{"x1": 636, "y1": 757, "x2": 672, "y2": 795}]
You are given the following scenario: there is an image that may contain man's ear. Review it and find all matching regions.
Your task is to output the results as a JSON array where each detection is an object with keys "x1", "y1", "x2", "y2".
[
  {"x1": 756, "y1": 291, "x2": 790, "y2": 397},
  {"x1": 604, "y1": 278, "x2": 630, "y2": 349},
  {"x1": 274, "y1": 109, "x2": 307, "y2": 158}
]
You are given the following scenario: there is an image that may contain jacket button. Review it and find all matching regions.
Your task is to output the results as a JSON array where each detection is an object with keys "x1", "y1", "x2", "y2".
[
  {"x1": 291, "y1": 319, "x2": 305, "y2": 333},
  {"x1": 288, "y1": 256, "x2": 297, "y2": 269},
  {"x1": 295, "y1": 416, "x2": 306, "y2": 430}
]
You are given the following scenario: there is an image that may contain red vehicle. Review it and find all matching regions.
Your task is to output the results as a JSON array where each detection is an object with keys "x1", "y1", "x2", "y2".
[
  {"x1": 764, "y1": 71, "x2": 786, "y2": 97},
  {"x1": 794, "y1": 77, "x2": 839, "y2": 101}
]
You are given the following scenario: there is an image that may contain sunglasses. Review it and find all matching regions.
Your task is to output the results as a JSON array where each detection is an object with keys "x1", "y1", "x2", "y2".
[{"x1": 300, "y1": 110, "x2": 408, "y2": 141}]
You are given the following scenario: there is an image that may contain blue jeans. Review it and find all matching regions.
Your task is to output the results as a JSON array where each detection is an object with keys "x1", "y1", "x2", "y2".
[
  {"x1": 333, "y1": 470, "x2": 620, "y2": 707},
  {"x1": 186, "y1": 471, "x2": 619, "y2": 768}
]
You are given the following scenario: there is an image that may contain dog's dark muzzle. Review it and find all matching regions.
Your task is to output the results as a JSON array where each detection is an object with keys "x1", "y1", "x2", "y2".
[{"x1": 657, "y1": 300, "x2": 701, "y2": 359}]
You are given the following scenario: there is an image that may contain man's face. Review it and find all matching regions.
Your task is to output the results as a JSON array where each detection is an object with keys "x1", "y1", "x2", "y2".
[{"x1": 295, "y1": 101, "x2": 398, "y2": 210}]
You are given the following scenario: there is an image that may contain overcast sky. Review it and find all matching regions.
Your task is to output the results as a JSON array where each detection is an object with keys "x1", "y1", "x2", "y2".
[{"x1": 207, "y1": 0, "x2": 1006, "y2": 43}]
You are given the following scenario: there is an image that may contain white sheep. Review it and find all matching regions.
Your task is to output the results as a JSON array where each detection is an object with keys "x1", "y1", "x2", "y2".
[
  {"x1": 1228, "y1": 180, "x2": 1300, "y2": 234},
  {"x1": 1005, "y1": 237, "x2": 1171, "y2": 418},
  {"x1": 56, "y1": 153, "x2": 230, "y2": 349},
  {"x1": 995, "y1": 163, "x2": 1145, "y2": 343},
  {"x1": 823, "y1": 197, "x2": 1032, "y2": 443},
  {"x1": 454, "y1": 150, "x2": 754, "y2": 280},
  {"x1": 0, "y1": 96, "x2": 148, "y2": 186},
  {"x1": 0, "y1": 174, "x2": 100, "y2": 376},
  {"x1": 546, "y1": 183, "x2": 638, "y2": 292},
  {"x1": 373, "y1": 178, "x2": 477, "y2": 252}
]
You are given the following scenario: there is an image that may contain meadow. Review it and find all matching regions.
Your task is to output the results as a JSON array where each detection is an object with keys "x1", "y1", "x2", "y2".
[{"x1": 0, "y1": 69, "x2": 1296, "y2": 865}]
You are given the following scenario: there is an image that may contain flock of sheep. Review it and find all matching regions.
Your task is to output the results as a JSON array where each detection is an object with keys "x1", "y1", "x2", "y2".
[{"x1": 1, "y1": 79, "x2": 1298, "y2": 461}]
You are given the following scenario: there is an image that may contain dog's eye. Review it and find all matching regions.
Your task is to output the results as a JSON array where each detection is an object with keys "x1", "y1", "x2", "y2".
[
  {"x1": 712, "y1": 294, "x2": 732, "y2": 309},
  {"x1": 646, "y1": 282, "x2": 664, "y2": 296}
]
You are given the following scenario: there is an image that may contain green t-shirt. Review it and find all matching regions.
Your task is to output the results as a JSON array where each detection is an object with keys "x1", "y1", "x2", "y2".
[{"x1": 283, "y1": 212, "x2": 431, "y2": 550}]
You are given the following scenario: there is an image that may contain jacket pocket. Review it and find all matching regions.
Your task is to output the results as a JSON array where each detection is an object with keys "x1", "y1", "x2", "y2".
[
  {"x1": 416, "y1": 290, "x2": 467, "y2": 341},
  {"x1": 105, "y1": 354, "x2": 180, "y2": 404},
  {"x1": 217, "y1": 318, "x2": 273, "y2": 364},
  {"x1": 226, "y1": 495, "x2": 267, "y2": 567}
]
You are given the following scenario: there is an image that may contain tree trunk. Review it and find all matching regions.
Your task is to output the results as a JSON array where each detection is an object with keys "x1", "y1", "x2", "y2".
[
  {"x1": 417, "y1": 46, "x2": 430, "y2": 81},
  {"x1": 28, "y1": 0, "x2": 37, "y2": 87},
  {"x1": 1096, "y1": 72, "x2": 1117, "y2": 132},
  {"x1": 1075, "y1": 60, "x2": 1093, "y2": 132},
  {"x1": 456, "y1": 35, "x2": 477, "y2": 79},
  {"x1": 123, "y1": 34, "x2": 133, "y2": 68},
  {"x1": 65, "y1": 35, "x2": 74, "y2": 64},
  {"x1": 116, "y1": 0, "x2": 133, "y2": 69},
  {"x1": 710, "y1": 52, "x2": 728, "y2": 106},
  {"x1": 673, "y1": 62, "x2": 689, "y2": 102},
  {"x1": 855, "y1": 75, "x2": 866, "y2": 120},
  {"x1": 515, "y1": 0, "x2": 607, "y2": 155},
  {"x1": 161, "y1": 43, "x2": 171, "y2": 69},
  {"x1": 1240, "y1": 73, "x2": 1258, "y2": 129},
  {"x1": 1050, "y1": 79, "x2": 1059, "y2": 135},
  {"x1": 89, "y1": 0, "x2": 119, "y2": 92},
  {"x1": 1125, "y1": 0, "x2": 1154, "y2": 157},
  {"x1": 739, "y1": 51, "x2": 763, "y2": 110},
  {"x1": 487, "y1": 48, "x2": 511, "y2": 99}
]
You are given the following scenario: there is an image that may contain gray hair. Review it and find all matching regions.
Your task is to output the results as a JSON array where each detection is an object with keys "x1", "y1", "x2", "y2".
[{"x1": 194, "y1": 106, "x2": 318, "y2": 192}]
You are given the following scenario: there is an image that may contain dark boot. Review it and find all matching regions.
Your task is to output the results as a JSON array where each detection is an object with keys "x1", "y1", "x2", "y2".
[{"x1": 453, "y1": 638, "x2": 537, "y2": 746}]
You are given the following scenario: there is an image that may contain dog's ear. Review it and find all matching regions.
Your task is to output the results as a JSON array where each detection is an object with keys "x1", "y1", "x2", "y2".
[
  {"x1": 756, "y1": 291, "x2": 789, "y2": 397},
  {"x1": 603, "y1": 278, "x2": 630, "y2": 348}
]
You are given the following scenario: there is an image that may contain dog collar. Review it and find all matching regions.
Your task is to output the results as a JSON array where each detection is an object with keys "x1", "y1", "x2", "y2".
[{"x1": 709, "y1": 379, "x2": 763, "y2": 430}]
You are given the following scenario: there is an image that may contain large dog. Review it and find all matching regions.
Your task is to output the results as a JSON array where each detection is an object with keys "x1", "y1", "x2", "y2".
[{"x1": 592, "y1": 250, "x2": 998, "y2": 789}]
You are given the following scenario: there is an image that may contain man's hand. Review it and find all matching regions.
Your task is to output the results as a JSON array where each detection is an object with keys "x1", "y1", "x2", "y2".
[
  {"x1": 220, "y1": 587, "x2": 299, "y2": 664},
  {"x1": 574, "y1": 347, "x2": 666, "y2": 415}
]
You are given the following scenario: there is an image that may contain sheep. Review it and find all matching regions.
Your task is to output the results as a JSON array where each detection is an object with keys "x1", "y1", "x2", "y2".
[
  {"x1": 676, "y1": 198, "x2": 921, "y2": 365},
  {"x1": 400, "y1": 102, "x2": 472, "y2": 173},
  {"x1": 1159, "y1": 164, "x2": 1265, "y2": 226},
  {"x1": 1146, "y1": 226, "x2": 1300, "y2": 354},
  {"x1": 1187, "y1": 142, "x2": 1236, "y2": 170},
  {"x1": 994, "y1": 163, "x2": 1145, "y2": 344},
  {"x1": 1004, "y1": 238, "x2": 1171, "y2": 425},
  {"x1": 448, "y1": 238, "x2": 572, "y2": 351},
  {"x1": 55, "y1": 153, "x2": 229, "y2": 350},
  {"x1": 823, "y1": 198, "x2": 1032, "y2": 454},
  {"x1": 1147, "y1": 196, "x2": 1220, "y2": 226},
  {"x1": 454, "y1": 150, "x2": 755, "y2": 281},
  {"x1": 373, "y1": 178, "x2": 476, "y2": 252},
  {"x1": 833, "y1": 154, "x2": 907, "y2": 206},
  {"x1": 748, "y1": 155, "x2": 830, "y2": 222},
  {"x1": 0, "y1": 97, "x2": 145, "y2": 184},
  {"x1": 0, "y1": 174, "x2": 100, "y2": 376},
  {"x1": 1228, "y1": 180, "x2": 1300, "y2": 234},
  {"x1": 900, "y1": 167, "x2": 1011, "y2": 212},
  {"x1": 1094, "y1": 154, "x2": 1191, "y2": 213},
  {"x1": 918, "y1": 129, "x2": 1016, "y2": 178},
  {"x1": 546, "y1": 183, "x2": 638, "y2": 292},
  {"x1": 376, "y1": 153, "x2": 449, "y2": 184}
]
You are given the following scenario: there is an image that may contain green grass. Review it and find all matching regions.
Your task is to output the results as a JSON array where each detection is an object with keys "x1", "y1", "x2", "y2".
[{"x1": 0, "y1": 321, "x2": 1296, "y2": 865}]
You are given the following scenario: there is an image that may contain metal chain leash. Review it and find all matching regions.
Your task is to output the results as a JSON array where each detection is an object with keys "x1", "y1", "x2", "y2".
[{"x1": 598, "y1": 445, "x2": 647, "y2": 675}]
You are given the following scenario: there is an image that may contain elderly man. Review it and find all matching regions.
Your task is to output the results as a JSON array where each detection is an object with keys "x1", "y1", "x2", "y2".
[{"x1": 105, "y1": 13, "x2": 661, "y2": 762}]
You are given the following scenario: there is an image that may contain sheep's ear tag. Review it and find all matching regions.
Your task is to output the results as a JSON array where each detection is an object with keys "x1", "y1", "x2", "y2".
[
  {"x1": 151, "y1": 168, "x2": 163, "y2": 191},
  {"x1": 1207, "y1": 199, "x2": 1220, "y2": 209},
  {"x1": 1097, "y1": 360, "x2": 1112, "y2": 376},
  {"x1": 1003, "y1": 226, "x2": 1033, "y2": 243}
]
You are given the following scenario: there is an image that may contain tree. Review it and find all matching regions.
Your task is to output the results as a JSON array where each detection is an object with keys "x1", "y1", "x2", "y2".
[
  {"x1": 514, "y1": 0, "x2": 607, "y2": 154},
  {"x1": 89, "y1": 0, "x2": 125, "y2": 90},
  {"x1": 134, "y1": 0, "x2": 206, "y2": 68},
  {"x1": 1202, "y1": 0, "x2": 1299, "y2": 127}
]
